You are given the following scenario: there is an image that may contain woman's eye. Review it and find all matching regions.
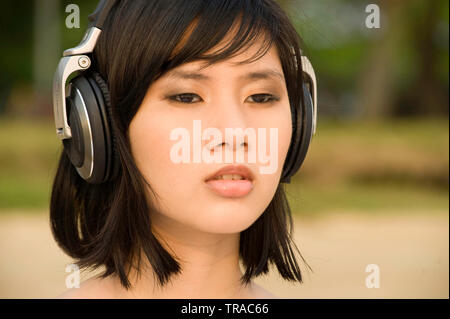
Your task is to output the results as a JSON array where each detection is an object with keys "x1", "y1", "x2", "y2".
[
  {"x1": 169, "y1": 93, "x2": 202, "y2": 104},
  {"x1": 247, "y1": 94, "x2": 280, "y2": 104}
]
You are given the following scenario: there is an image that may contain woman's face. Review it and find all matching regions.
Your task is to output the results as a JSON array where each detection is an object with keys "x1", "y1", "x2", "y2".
[{"x1": 129, "y1": 39, "x2": 292, "y2": 234}]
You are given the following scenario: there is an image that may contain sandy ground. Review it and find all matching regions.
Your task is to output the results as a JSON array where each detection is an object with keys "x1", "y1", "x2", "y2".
[{"x1": 0, "y1": 210, "x2": 448, "y2": 299}]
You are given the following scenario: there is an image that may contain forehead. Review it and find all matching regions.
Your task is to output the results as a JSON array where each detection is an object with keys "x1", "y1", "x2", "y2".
[
  {"x1": 168, "y1": 44, "x2": 283, "y2": 77},
  {"x1": 167, "y1": 16, "x2": 283, "y2": 74}
]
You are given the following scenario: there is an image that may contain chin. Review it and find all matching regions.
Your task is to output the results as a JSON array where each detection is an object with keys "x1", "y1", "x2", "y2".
[{"x1": 192, "y1": 205, "x2": 264, "y2": 234}]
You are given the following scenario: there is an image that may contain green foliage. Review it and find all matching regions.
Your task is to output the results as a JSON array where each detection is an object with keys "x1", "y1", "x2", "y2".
[
  {"x1": 0, "y1": 2, "x2": 33, "y2": 85},
  {"x1": 0, "y1": 118, "x2": 60, "y2": 210}
]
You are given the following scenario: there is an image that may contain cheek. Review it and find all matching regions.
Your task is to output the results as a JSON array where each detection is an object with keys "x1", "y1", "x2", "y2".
[
  {"x1": 278, "y1": 110, "x2": 293, "y2": 165},
  {"x1": 253, "y1": 102, "x2": 292, "y2": 176},
  {"x1": 255, "y1": 102, "x2": 292, "y2": 205},
  {"x1": 128, "y1": 110, "x2": 190, "y2": 203},
  {"x1": 129, "y1": 115, "x2": 167, "y2": 175}
]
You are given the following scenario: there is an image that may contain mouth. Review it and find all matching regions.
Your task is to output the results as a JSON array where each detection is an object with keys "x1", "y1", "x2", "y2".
[{"x1": 204, "y1": 165, "x2": 254, "y2": 198}]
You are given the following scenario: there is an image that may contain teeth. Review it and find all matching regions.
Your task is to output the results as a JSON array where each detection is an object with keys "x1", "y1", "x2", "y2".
[{"x1": 214, "y1": 174, "x2": 244, "y2": 180}]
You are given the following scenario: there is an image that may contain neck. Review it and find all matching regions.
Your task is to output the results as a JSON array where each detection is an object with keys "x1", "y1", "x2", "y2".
[{"x1": 109, "y1": 211, "x2": 252, "y2": 298}]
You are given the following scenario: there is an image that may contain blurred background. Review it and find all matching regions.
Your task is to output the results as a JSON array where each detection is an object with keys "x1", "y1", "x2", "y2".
[{"x1": 0, "y1": 0, "x2": 448, "y2": 298}]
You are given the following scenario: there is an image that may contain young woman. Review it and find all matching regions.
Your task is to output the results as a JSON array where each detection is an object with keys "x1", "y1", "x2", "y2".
[{"x1": 51, "y1": 0, "x2": 315, "y2": 299}]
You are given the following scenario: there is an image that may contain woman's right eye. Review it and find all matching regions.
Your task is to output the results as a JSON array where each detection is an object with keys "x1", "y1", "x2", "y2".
[{"x1": 169, "y1": 93, "x2": 202, "y2": 104}]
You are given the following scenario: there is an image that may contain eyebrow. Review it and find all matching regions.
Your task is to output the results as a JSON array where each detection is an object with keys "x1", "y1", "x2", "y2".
[{"x1": 166, "y1": 68, "x2": 285, "y2": 82}]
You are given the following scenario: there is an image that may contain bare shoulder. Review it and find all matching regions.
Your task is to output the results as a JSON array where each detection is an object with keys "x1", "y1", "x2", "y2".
[
  {"x1": 55, "y1": 275, "x2": 116, "y2": 299},
  {"x1": 249, "y1": 282, "x2": 279, "y2": 299}
]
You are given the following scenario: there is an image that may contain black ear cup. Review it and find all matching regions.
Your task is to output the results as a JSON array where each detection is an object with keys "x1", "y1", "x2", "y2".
[
  {"x1": 88, "y1": 71, "x2": 119, "y2": 182},
  {"x1": 63, "y1": 97, "x2": 85, "y2": 168},
  {"x1": 280, "y1": 83, "x2": 314, "y2": 183},
  {"x1": 63, "y1": 72, "x2": 117, "y2": 184}
]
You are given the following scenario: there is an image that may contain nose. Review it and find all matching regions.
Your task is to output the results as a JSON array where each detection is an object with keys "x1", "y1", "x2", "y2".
[{"x1": 205, "y1": 95, "x2": 250, "y2": 153}]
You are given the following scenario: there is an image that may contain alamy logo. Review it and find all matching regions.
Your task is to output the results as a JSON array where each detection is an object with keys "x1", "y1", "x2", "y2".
[
  {"x1": 65, "y1": 4, "x2": 80, "y2": 29},
  {"x1": 365, "y1": 4, "x2": 381, "y2": 29},
  {"x1": 365, "y1": 264, "x2": 380, "y2": 288},
  {"x1": 170, "y1": 120, "x2": 279, "y2": 174},
  {"x1": 65, "y1": 263, "x2": 80, "y2": 288}
]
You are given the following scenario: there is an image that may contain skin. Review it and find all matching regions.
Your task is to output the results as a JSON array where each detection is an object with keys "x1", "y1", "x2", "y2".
[{"x1": 58, "y1": 28, "x2": 292, "y2": 299}]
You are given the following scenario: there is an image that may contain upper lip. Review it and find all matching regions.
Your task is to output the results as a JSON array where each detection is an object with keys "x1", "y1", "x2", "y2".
[{"x1": 205, "y1": 165, "x2": 254, "y2": 182}]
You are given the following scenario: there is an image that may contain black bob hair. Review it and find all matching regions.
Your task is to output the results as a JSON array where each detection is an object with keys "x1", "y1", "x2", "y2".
[{"x1": 50, "y1": 0, "x2": 312, "y2": 290}]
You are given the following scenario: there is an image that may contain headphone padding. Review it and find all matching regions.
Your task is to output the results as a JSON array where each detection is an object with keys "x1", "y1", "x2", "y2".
[
  {"x1": 88, "y1": 71, "x2": 119, "y2": 182},
  {"x1": 86, "y1": 73, "x2": 115, "y2": 183},
  {"x1": 280, "y1": 83, "x2": 314, "y2": 183}
]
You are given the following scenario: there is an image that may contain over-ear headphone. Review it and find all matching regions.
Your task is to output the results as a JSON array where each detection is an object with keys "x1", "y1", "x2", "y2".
[
  {"x1": 53, "y1": 0, "x2": 117, "y2": 184},
  {"x1": 52, "y1": 0, "x2": 317, "y2": 185},
  {"x1": 280, "y1": 55, "x2": 317, "y2": 183}
]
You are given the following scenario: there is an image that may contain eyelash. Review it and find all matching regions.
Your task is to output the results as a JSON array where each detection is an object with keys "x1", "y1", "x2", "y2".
[{"x1": 168, "y1": 93, "x2": 280, "y2": 104}]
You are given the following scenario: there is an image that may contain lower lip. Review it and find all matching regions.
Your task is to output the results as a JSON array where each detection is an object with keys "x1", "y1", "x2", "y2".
[{"x1": 205, "y1": 179, "x2": 253, "y2": 198}]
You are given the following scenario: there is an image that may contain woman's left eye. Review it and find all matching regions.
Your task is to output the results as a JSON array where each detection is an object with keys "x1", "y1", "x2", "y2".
[{"x1": 247, "y1": 94, "x2": 280, "y2": 104}]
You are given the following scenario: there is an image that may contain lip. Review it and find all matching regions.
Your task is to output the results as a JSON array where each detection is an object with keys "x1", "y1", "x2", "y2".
[
  {"x1": 204, "y1": 165, "x2": 255, "y2": 198},
  {"x1": 204, "y1": 164, "x2": 254, "y2": 182}
]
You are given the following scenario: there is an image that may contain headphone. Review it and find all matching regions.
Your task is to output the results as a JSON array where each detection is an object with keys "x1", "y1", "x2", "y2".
[{"x1": 52, "y1": 0, "x2": 317, "y2": 184}]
